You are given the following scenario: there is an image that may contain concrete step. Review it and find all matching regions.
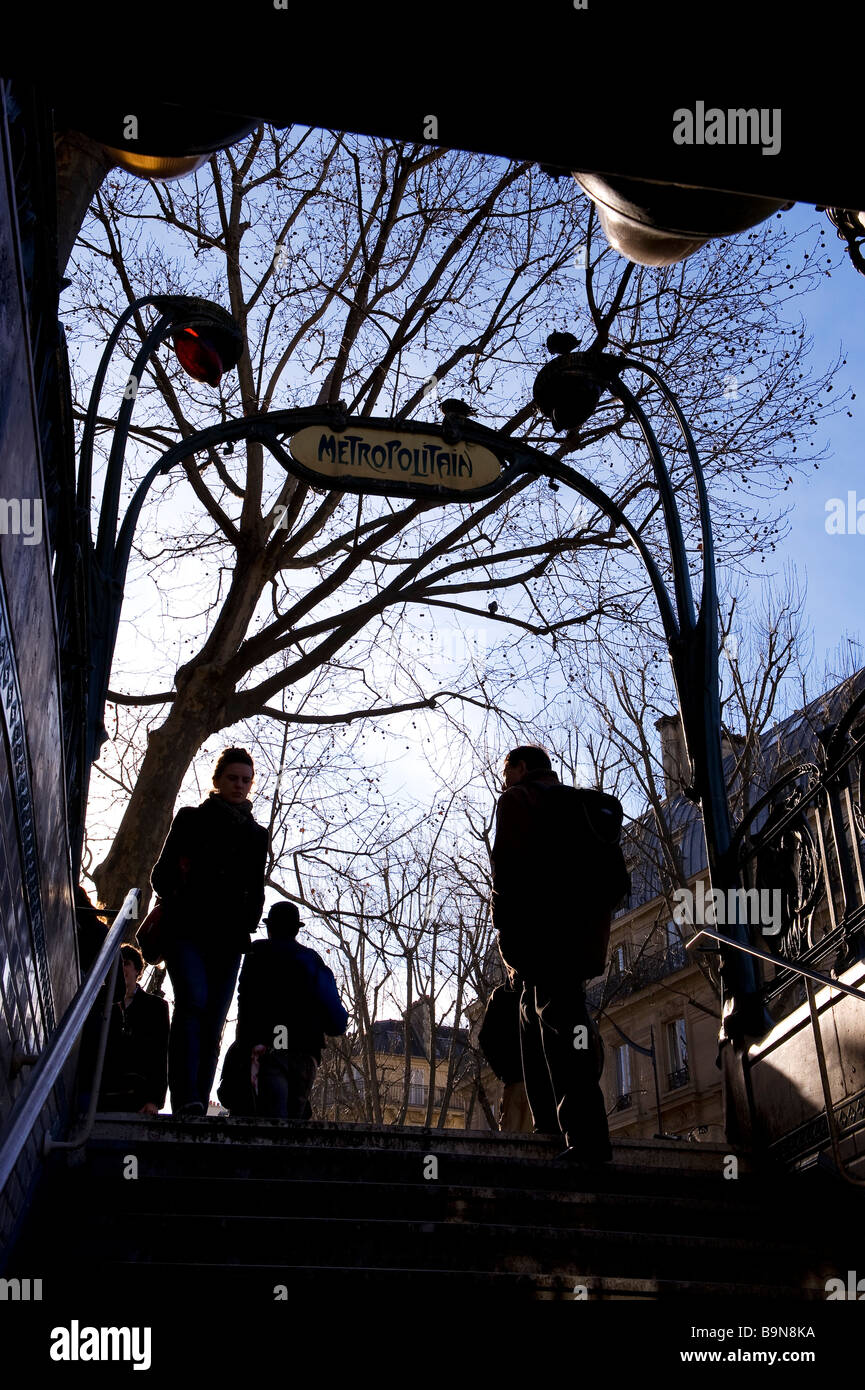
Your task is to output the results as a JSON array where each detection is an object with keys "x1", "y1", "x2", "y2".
[
  {"x1": 11, "y1": 1118, "x2": 860, "y2": 1303},
  {"x1": 60, "y1": 1126, "x2": 850, "y2": 1209},
  {"x1": 20, "y1": 1207, "x2": 846, "y2": 1288},
  {"x1": 22, "y1": 1169, "x2": 862, "y2": 1243},
  {"x1": 87, "y1": 1114, "x2": 757, "y2": 1173},
  {"x1": 27, "y1": 1259, "x2": 832, "y2": 1303}
]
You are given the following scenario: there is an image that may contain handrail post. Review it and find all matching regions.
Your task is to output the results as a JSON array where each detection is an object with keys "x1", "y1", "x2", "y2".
[{"x1": 43, "y1": 948, "x2": 122, "y2": 1154}]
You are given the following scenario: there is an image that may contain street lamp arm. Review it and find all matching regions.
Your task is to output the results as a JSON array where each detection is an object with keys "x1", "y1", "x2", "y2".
[
  {"x1": 533, "y1": 454, "x2": 680, "y2": 646},
  {"x1": 95, "y1": 316, "x2": 175, "y2": 571},
  {"x1": 605, "y1": 374, "x2": 698, "y2": 635},
  {"x1": 112, "y1": 449, "x2": 193, "y2": 590},
  {"x1": 77, "y1": 295, "x2": 161, "y2": 521},
  {"x1": 617, "y1": 356, "x2": 718, "y2": 626}
]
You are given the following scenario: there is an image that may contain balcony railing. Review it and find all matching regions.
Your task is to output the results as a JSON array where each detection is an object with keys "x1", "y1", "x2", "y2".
[
  {"x1": 317, "y1": 1079, "x2": 469, "y2": 1115},
  {"x1": 667, "y1": 1066, "x2": 690, "y2": 1090},
  {"x1": 615, "y1": 1092, "x2": 633, "y2": 1111},
  {"x1": 586, "y1": 941, "x2": 690, "y2": 1007},
  {"x1": 381, "y1": 1082, "x2": 467, "y2": 1112}
]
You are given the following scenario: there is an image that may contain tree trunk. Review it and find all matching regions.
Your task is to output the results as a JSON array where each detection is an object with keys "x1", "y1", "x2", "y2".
[{"x1": 92, "y1": 665, "x2": 228, "y2": 927}]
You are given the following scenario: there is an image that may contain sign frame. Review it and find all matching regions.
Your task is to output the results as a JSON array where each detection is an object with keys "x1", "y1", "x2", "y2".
[{"x1": 245, "y1": 409, "x2": 530, "y2": 503}]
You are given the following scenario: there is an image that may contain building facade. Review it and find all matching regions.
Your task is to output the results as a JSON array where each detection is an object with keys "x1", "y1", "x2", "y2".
[{"x1": 592, "y1": 669, "x2": 865, "y2": 1162}]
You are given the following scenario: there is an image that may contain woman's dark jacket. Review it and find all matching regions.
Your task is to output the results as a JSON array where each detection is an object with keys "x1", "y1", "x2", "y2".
[{"x1": 151, "y1": 793, "x2": 269, "y2": 954}]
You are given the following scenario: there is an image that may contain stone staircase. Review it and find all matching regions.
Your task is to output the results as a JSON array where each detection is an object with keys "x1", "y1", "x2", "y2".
[{"x1": 8, "y1": 1116, "x2": 863, "y2": 1303}]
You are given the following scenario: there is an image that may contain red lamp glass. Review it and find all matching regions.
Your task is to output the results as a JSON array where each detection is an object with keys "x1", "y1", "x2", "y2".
[{"x1": 172, "y1": 328, "x2": 225, "y2": 386}]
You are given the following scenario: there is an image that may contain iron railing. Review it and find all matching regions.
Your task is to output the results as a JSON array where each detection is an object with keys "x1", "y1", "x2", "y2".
[
  {"x1": 686, "y1": 922, "x2": 865, "y2": 1187},
  {"x1": 0, "y1": 889, "x2": 140, "y2": 1196}
]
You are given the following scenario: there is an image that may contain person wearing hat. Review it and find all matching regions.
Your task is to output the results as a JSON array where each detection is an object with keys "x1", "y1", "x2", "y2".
[{"x1": 223, "y1": 901, "x2": 348, "y2": 1119}]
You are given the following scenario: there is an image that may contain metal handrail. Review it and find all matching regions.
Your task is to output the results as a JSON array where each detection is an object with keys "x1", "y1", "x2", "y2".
[
  {"x1": 684, "y1": 926, "x2": 865, "y2": 1003},
  {"x1": 686, "y1": 924, "x2": 865, "y2": 1187},
  {"x1": 0, "y1": 888, "x2": 140, "y2": 1194}
]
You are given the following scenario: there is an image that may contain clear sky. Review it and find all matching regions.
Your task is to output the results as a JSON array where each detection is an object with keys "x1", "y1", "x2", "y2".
[{"x1": 759, "y1": 202, "x2": 864, "y2": 674}]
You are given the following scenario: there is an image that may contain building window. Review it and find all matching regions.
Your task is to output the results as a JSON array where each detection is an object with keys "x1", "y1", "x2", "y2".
[
  {"x1": 612, "y1": 942, "x2": 628, "y2": 976},
  {"x1": 666, "y1": 1017, "x2": 689, "y2": 1089},
  {"x1": 614, "y1": 1043, "x2": 632, "y2": 1108}
]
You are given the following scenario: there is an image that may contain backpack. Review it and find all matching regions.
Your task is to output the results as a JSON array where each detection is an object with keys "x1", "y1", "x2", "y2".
[
  {"x1": 533, "y1": 784, "x2": 630, "y2": 978},
  {"x1": 306, "y1": 953, "x2": 349, "y2": 1037}
]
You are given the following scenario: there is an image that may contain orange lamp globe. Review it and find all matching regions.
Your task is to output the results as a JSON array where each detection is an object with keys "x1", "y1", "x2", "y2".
[{"x1": 99, "y1": 146, "x2": 213, "y2": 182}]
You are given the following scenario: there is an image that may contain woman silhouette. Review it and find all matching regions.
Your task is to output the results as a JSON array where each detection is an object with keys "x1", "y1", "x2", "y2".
[{"x1": 151, "y1": 748, "x2": 269, "y2": 1118}]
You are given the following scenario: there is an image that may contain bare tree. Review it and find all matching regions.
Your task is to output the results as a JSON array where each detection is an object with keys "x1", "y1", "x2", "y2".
[
  {"x1": 64, "y1": 125, "x2": 846, "y2": 915},
  {"x1": 269, "y1": 770, "x2": 497, "y2": 1127}
]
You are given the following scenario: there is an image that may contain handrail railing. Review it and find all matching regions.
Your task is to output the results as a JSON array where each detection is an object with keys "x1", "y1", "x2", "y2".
[
  {"x1": 684, "y1": 926, "x2": 865, "y2": 1003},
  {"x1": 0, "y1": 888, "x2": 140, "y2": 1195},
  {"x1": 686, "y1": 924, "x2": 865, "y2": 1186}
]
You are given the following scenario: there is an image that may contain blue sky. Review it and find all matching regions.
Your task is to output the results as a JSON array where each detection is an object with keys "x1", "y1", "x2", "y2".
[{"x1": 764, "y1": 202, "x2": 864, "y2": 675}]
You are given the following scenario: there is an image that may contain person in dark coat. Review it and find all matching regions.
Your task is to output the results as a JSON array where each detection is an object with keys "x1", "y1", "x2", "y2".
[
  {"x1": 491, "y1": 744, "x2": 611, "y2": 1164},
  {"x1": 98, "y1": 944, "x2": 170, "y2": 1113},
  {"x1": 478, "y1": 977, "x2": 533, "y2": 1133},
  {"x1": 150, "y1": 747, "x2": 269, "y2": 1118},
  {"x1": 225, "y1": 902, "x2": 348, "y2": 1119}
]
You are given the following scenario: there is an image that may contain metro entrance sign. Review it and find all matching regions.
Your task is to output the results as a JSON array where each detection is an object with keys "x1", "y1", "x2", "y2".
[{"x1": 286, "y1": 417, "x2": 504, "y2": 500}]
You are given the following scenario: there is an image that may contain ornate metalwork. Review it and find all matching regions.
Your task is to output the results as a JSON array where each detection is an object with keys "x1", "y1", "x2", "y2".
[
  {"x1": 825, "y1": 208, "x2": 865, "y2": 278},
  {"x1": 0, "y1": 579, "x2": 56, "y2": 1032},
  {"x1": 733, "y1": 683, "x2": 865, "y2": 990},
  {"x1": 768, "y1": 1084, "x2": 865, "y2": 1169},
  {"x1": 753, "y1": 792, "x2": 822, "y2": 958},
  {"x1": 852, "y1": 721, "x2": 865, "y2": 840}
]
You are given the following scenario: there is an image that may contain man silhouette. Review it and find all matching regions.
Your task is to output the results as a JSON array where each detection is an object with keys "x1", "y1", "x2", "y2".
[
  {"x1": 490, "y1": 745, "x2": 612, "y2": 1165},
  {"x1": 230, "y1": 903, "x2": 348, "y2": 1119}
]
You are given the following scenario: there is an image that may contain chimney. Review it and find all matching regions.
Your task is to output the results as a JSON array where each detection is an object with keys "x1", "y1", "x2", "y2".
[
  {"x1": 408, "y1": 996, "x2": 433, "y2": 1059},
  {"x1": 655, "y1": 713, "x2": 689, "y2": 799},
  {"x1": 721, "y1": 729, "x2": 746, "y2": 764}
]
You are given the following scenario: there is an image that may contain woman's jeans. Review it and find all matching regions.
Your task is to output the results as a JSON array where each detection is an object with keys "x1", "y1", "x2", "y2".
[{"x1": 166, "y1": 938, "x2": 241, "y2": 1112}]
